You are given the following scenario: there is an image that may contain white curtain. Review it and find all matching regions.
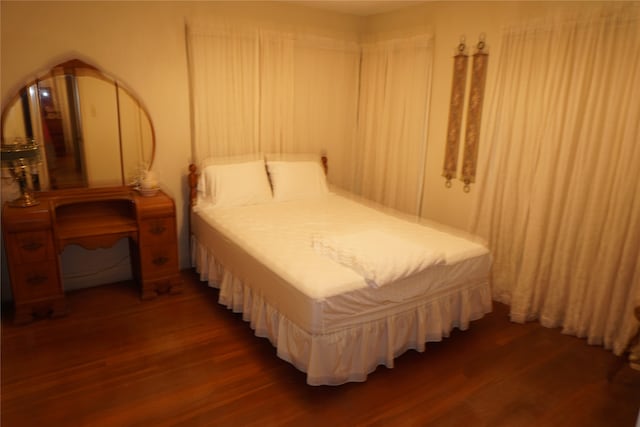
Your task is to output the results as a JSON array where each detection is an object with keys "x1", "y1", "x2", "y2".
[
  {"x1": 187, "y1": 23, "x2": 432, "y2": 200},
  {"x1": 187, "y1": 24, "x2": 260, "y2": 160},
  {"x1": 187, "y1": 23, "x2": 360, "y2": 188},
  {"x1": 470, "y1": 5, "x2": 640, "y2": 354},
  {"x1": 256, "y1": 30, "x2": 294, "y2": 154},
  {"x1": 292, "y1": 37, "x2": 360, "y2": 189},
  {"x1": 353, "y1": 35, "x2": 433, "y2": 215}
]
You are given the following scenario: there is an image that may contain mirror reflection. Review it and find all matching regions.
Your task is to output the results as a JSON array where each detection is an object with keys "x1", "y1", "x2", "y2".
[{"x1": 1, "y1": 59, "x2": 154, "y2": 191}]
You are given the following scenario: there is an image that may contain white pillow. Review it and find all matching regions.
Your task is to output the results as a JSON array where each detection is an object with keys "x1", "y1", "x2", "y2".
[
  {"x1": 197, "y1": 153, "x2": 265, "y2": 201},
  {"x1": 199, "y1": 160, "x2": 272, "y2": 207},
  {"x1": 267, "y1": 160, "x2": 329, "y2": 202}
]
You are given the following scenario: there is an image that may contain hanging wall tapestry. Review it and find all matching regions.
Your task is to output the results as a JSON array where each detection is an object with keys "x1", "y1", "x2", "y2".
[
  {"x1": 460, "y1": 36, "x2": 489, "y2": 192},
  {"x1": 442, "y1": 39, "x2": 468, "y2": 188}
]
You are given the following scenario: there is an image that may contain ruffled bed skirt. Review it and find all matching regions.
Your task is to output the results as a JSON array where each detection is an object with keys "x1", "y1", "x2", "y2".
[{"x1": 192, "y1": 237, "x2": 492, "y2": 386}]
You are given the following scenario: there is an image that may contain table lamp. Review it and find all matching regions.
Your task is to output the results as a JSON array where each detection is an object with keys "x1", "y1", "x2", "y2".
[{"x1": 1, "y1": 140, "x2": 41, "y2": 207}]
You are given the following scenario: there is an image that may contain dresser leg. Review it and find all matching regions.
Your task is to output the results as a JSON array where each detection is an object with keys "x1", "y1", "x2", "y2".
[
  {"x1": 13, "y1": 297, "x2": 67, "y2": 325},
  {"x1": 141, "y1": 276, "x2": 182, "y2": 300},
  {"x1": 141, "y1": 288, "x2": 158, "y2": 300},
  {"x1": 50, "y1": 298, "x2": 67, "y2": 318},
  {"x1": 169, "y1": 277, "x2": 183, "y2": 295},
  {"x1": 13, "y1": 306, "x2": 35, "y2": 325}
]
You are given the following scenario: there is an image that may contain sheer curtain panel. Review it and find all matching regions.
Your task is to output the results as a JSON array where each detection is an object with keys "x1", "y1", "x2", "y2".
[
  {"x1": 353, "y1": 35, "x2": 433, "y2": 215},
  {"x1": 256, "y1": 30, "x2": 294, "y2": 154},
  {"x1": 292, "y1": 38, "x2": 360, "y2": 189},
  {"x1": 470, "y1": 5, "x2": 640, "y2": 354},
  {"x1": 187, "y1": 24, "x2": 260, "y2": 160},
  {"x1": 187, "y1": 22, "x2": 360, "y2": 183}
]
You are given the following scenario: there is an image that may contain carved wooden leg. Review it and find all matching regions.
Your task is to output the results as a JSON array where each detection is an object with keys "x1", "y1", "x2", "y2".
[
  {"x1": 141, "y1": 287, "x2": 158, "y2": 300},
  {"x1": 13, "y1": 297, "x2": 67, "y2": 325},
  {"x1": 141, "y1": 276, "x2": 182, "y2": 300},
  {"x1": 13, "y1": 305, "x2": 34, "y2": 325},
  {"x1": 169, "y1": 277, "x2": 183, "y2": 295},
  {"x1": 50, "y1": 297, "x2": 67, "y2": 318}
]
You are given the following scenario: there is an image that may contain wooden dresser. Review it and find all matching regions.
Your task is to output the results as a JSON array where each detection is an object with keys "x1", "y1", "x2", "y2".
[{"x1": 2, "y1": 186, "x2": 182, "y2": 324}]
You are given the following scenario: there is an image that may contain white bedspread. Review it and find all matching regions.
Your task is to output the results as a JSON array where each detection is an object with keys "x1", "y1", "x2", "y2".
[
  {"x1": 311, "y1": 230, "x2": 445, "y2": 287},
  {"x1": 191, "y1": 191, "x2": 492, "y2": 385}
]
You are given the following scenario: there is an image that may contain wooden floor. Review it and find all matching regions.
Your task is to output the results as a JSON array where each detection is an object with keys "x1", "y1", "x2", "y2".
[{"x1": 2, "y1": 269, "x2": 639, "y2": 427}]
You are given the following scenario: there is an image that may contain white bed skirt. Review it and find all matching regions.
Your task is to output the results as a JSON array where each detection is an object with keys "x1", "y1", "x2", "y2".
[{"x1": 193, "y1": 239, "x2": 492, "y2": 386}]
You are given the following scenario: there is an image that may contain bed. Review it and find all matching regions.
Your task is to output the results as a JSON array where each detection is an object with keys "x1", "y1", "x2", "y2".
[{"x1": 188, "y1": 155, "x2": 492, "y2": 385}]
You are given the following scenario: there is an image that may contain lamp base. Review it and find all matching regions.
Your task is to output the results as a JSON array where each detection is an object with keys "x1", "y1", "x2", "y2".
[{"x1": 9, "y1": 194, "x2": 40, "y2": 208}]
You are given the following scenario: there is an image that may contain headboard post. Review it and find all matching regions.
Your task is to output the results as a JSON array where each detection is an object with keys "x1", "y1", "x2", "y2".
[
  {"x1": 187, "y1": 163, "x2": 199, "y2": 267},
  {"x1": 188, "y1": 164, "x2": 198, "y2": 210}
]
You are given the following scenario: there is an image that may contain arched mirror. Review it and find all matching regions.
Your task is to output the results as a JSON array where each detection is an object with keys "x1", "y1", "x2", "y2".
[{"x1": 1, "y1": 59, "x2": 154, "y2": 191}]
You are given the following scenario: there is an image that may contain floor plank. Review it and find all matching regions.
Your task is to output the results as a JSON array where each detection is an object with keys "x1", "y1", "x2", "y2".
[{"x1": 2, "y1": 269, "x2": 639, "y2": 426}]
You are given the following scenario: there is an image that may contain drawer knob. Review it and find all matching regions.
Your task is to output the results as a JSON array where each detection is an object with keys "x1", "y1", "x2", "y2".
[
  {"x1": 27, "y1": 274, "x2": 48, "y2": 285},
  {"x1": 149, "y1": 224, "x2": 167, "y2": 235},
  {"x1": 152, "y1": 256, "x2": 169, "y2": 266},
  {"x1": 22, "y1": 241, "x2": 44, "y2": 252}
]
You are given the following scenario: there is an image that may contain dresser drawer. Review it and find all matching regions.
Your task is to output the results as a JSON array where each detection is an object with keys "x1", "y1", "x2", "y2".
[
  {"x1": 140, "y1": 244, "x2": 179, "y2": 277},
  {"x1": 11, "y1": 261, "x2": 61, "y2": 301},
  {"x1": 139, "y1": 218, "x2": 176, "y2": 246},
  {"x1": 7, "y1": 231, "x2": 56, "y2": 264}
]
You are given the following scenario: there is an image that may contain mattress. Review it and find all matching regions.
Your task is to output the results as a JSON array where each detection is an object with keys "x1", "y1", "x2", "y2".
[{"x1": 191, "y1": 191, "x2": 492, "y2": 384}]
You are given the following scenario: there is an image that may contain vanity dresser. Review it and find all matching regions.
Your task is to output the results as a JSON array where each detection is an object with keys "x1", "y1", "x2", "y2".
[
  {"x1": 2, "y1": 186, "x2": 182, "y2": 324},
  {"x1": 1, "y1": 58, "x2": 180, "y2": 324}
]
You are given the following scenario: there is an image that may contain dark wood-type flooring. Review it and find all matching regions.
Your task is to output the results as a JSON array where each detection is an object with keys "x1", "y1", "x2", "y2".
[{"x1": 2, "y1": 269, "x2": 639, "y2": 426}]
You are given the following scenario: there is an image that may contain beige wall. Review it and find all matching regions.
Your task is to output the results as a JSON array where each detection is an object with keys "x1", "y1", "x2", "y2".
[{"x1": 0, "y1": 1, "x2": 611, "y2": 297}]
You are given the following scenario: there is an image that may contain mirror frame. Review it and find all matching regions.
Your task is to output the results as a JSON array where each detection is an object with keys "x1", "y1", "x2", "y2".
[{"x1": 1, "y1": 58, "x2": 155, "y2": 192}]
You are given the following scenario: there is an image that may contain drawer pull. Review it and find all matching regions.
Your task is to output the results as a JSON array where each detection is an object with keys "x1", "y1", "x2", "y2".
[
  {"x1": 149, "y1": 224, "x2": 167, "y2": 235},
  {"x1": 27, "y1": 274, "x2": 48, "y2": 285},
  {"x1": 152, "y1": 256, "x2": 169, "y2": 266},
  {"x1": 22, "y1": 241, "x2": 44, "y2": 252}
]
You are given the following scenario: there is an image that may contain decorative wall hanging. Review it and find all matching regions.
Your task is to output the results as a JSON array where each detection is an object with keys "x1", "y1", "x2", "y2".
[
  {"x1": 460, "y1": 35, "x2": 489, "y2": 192},
  {"x1": 442, "y1": 39, "x2": 468, "y2": 188}
]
